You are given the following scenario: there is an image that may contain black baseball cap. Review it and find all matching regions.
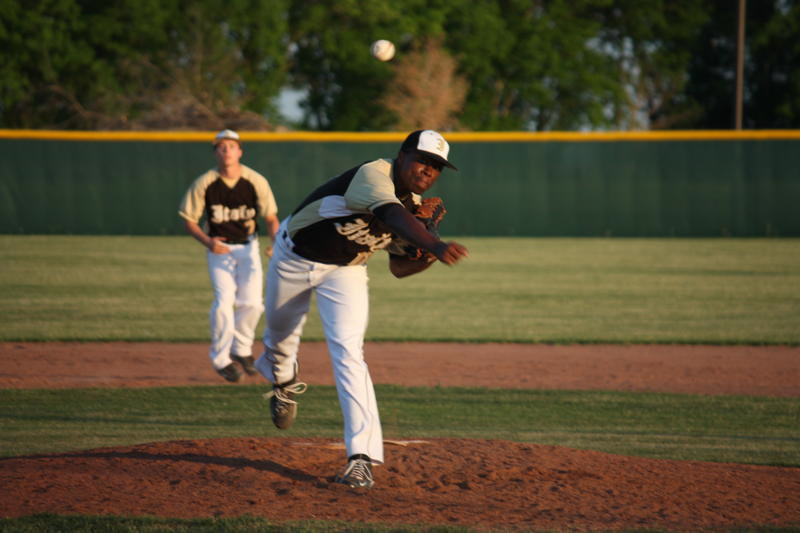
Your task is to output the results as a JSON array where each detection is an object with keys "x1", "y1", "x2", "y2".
[{"x1": 400, "y1": 129, "x2": 458, "y2": 170}]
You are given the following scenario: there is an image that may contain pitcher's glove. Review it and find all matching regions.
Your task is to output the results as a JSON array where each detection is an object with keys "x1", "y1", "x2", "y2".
[{"x1": 401, "y1": 197, "x2": 446, "y2": 262}]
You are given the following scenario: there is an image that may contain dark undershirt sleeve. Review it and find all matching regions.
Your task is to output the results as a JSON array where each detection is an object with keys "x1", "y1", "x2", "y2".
[{"x1": 373, "y1": 203, "x2": 439, "y2": 252}]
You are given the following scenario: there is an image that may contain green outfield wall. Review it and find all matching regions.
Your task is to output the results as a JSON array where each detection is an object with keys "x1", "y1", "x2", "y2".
[{"x1": 1, "y1": 130, "x2": 798, "y2": 236}]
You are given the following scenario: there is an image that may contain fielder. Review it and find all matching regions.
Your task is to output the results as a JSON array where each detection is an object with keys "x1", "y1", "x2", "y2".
[
  {"x1": 179, "y1": 129, "x2": 280, "y2": 382},
  {"x1": 255, "y1": 129, "x2": 468, "y2": 489}
]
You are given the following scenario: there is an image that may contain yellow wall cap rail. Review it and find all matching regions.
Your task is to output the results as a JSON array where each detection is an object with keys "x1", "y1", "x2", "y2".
[{"x1": 1, "y1": 129, "x2": 799, "y2": 142}]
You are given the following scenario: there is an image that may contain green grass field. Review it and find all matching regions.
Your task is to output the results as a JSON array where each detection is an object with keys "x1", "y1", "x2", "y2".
[
  {"x1": 1, "y1": 235, "x2": 798, "y2": 343},
  {"x1": 1, "y1": 386, "x2": 798, "y2": 466},
  {"x1": 1, "y1": 235, "x2": 799, "y2": 532}
]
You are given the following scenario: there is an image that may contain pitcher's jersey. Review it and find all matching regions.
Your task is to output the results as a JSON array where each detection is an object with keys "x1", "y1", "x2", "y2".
[
  {"x1": 179, "y1": 165, "x2": 277, "y2": 243},
  {"x1": 287, "y1": 158, "x2": 417, "y2": 266}
]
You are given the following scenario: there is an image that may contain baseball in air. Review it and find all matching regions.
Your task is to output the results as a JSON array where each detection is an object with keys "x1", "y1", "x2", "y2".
[{"x1": 371, "y1": 39, "x2": 395, "y2": 61}]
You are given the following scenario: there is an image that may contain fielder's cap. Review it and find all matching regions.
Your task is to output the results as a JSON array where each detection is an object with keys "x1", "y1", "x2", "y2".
[
  {"x1": 213, "y1": 129, "x2": 241, "y2": 145},
  {"x1": 400, "y1": 129, "x2": 457, "y2": 171}
]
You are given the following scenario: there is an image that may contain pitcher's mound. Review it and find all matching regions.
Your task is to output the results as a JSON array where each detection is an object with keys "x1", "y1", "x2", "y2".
[{"x1": 2, "y1": 437, "x2": 798, "y2": 531}]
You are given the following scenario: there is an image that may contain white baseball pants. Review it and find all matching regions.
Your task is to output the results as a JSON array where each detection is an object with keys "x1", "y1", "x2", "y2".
[
  {"x1": 255, "y1": 226, "x2": 384, "y2": 464},
  {"x1": 207, "y1": 239, "x2": 264, "y2": 369}
]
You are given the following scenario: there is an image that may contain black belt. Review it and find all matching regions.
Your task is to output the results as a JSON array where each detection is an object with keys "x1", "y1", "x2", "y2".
[{"x1": 225, "y1": 237, "x2": 255, "y2": 245}]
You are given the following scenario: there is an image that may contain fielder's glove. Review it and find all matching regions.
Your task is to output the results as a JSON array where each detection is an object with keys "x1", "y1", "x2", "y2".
[{"x1": 399, "y1": 196, "x2": 447, "y2": 262}]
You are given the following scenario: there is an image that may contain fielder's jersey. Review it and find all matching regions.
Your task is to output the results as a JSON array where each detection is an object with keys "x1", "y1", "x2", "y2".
[
  {"x1": 178, "y1": 165, "x2": 278, "y2": 243},
  {"x1": 287, "y1": 158, "x2": 419, "y2": 266}
]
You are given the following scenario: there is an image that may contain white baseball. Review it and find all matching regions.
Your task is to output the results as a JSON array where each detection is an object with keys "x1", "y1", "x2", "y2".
[{"x1": 371, "y1": 39, "x2": 395, "y2": 62}]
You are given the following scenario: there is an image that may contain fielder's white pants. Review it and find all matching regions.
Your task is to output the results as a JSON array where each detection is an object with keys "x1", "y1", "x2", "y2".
[
  {"x1": 255, "y1": 226, "x2": 384, "y2": 464},
  {"x1": 207, "y1": 239, "x2": 264, "y2": 370}
]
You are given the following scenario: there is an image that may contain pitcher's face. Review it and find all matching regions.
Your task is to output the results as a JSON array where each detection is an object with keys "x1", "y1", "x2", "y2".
[{"x1": 394, "y1": 152, "x2": 443, "y2": 195}]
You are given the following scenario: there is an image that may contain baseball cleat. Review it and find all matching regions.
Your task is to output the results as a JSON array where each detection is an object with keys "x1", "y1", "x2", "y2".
[
  {"x1": 335, "y1": 455, "x2": 375, "y2": 489},
  {"x1": 264, "y1": 380, "x2": 307, "y2": 429},
  {"x1": 231, "y1": 354, "x2": 258, "y2": 376},
  {"x1": 216, "y1": 362, "x2": 243, "y2": 383}
]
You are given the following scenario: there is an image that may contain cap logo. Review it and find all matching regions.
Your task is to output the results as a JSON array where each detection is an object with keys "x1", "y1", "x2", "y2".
[
  {"x1": 400, "y1": 129, "x2": 458, "y2": 170},
  {"x1": 417, "y1": 130, "x2": 449, "y2": 159}
]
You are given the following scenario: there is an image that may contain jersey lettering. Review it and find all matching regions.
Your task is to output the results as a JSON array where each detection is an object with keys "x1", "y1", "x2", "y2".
[
  {"x1": 334, "y1": 218, "x2": 393, "y2": 250},
  {"x1": 349, "y1": 251, "x2": 373, "y2": 265},
  {"x1": 210, "y1": 204, "x2": 256, "y2": 224}
]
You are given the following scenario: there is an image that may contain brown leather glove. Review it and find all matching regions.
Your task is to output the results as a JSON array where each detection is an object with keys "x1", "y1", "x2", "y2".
[{"x1": 401, "y1": 197, "x2": 446, "y2": 261}]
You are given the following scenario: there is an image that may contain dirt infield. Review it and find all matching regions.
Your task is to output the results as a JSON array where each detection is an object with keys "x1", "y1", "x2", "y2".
[
  {"x1": 1, "y1": 342, "x2": 799, "y2": 531},
  {"x1": 2, "y1": 341, "x2": 799, "y2": 396}
]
